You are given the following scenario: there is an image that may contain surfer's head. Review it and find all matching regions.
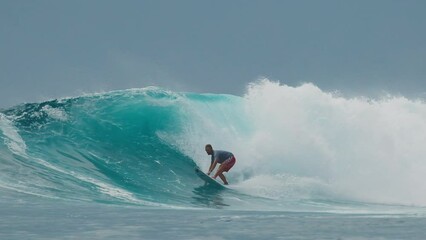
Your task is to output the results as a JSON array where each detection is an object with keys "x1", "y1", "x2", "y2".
[{"x1": 205, "y1": 144, "x2": 213, "y2": 155}]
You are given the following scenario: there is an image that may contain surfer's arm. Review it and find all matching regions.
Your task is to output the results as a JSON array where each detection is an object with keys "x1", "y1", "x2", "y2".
[{"x1": 208, "y1": 160, "x2": 218, "y2": 175}]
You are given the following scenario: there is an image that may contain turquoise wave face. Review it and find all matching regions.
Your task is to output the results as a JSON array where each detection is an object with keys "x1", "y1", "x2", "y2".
[{"x1": 0, "y1": 88, "x2": 242, "y2": 208}]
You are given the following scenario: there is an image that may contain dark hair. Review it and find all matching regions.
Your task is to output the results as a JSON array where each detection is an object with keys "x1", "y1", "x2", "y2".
[{"x1": 205, "y1": 144, "x2": 212, "y2": 149}]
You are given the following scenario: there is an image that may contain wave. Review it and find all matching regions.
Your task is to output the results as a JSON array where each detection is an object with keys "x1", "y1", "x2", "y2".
[{"x1": 1, "y1": 81, "x2": 426, "y2": 211}]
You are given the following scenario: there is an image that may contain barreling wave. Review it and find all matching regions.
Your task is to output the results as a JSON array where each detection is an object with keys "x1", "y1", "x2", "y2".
[{"x1": 1, "y1": 80, "x2": 426, "y2": 212}]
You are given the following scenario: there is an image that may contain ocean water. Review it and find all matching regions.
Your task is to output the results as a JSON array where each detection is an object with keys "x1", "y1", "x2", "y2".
[{"x1": 1, "y1": 80, "x2": 426, "y2": 239}]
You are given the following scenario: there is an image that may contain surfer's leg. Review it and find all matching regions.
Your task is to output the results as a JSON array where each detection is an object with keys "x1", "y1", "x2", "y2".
[
  {"x1": 213, "y1": 165, "x2": 224, "y2": 179},
  {"x1": 218, "y1": 173, "x2": 228, "y2": 185},
  {"x1": 214, "y1": 165, "x2": 228, "y2": 184}
]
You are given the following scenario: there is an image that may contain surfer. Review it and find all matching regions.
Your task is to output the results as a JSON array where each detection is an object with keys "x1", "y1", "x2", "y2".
[{"x1": 205, "y1": 144, "x2": 236, "y2": 185}]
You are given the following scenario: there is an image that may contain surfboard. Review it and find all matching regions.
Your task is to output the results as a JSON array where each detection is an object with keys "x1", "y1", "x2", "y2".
[{"x1": 194, "y1": 167, "x2": 226, "y2": 188}]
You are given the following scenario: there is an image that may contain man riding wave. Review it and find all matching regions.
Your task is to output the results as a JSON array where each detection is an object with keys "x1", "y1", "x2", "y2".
[{"x1": 205, "y1": 144, "x2": 236, "y2": 185}]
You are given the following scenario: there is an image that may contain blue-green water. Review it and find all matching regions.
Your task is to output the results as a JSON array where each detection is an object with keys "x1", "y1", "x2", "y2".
[{"x1": 1, "y1": 82, "x2": 426, "y2": 239}]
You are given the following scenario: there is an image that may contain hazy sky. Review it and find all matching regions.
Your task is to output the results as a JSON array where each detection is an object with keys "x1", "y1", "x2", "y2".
[{"x1": 1, "y1": 0, "x2": 426, "y2": 108}]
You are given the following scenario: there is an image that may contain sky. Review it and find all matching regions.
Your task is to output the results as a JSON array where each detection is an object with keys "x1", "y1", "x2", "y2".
[{"x1": 1, "y1": 0, "x2": 426, "y2": 108}]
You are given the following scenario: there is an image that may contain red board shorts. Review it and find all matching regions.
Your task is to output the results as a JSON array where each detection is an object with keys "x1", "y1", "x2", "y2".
[{"x1": 221, "y1": 156, "x2": 236, "y2": 172}]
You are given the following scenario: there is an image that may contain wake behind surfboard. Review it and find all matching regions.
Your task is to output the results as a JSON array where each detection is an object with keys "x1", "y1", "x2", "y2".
[{"x1": 194, "y1": 167, "x2": 226, "y2": 189}]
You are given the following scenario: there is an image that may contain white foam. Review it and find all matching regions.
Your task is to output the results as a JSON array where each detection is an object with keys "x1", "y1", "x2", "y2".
[
  {"x1": 166, "y1": 79, "x2": 426, "y2": 206},
  {"x1": 0, "y1": 113, "x2": 28, "y2": 157},
  {"x1": 232, "y1": 174, "x2": 328, "y2": 200},
  {"x1": 241, "y1": 80, "x2": 426, "y2": 206},
  {"x1": 41, "y1": 105, "x2": 68, "y2": 121}
]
